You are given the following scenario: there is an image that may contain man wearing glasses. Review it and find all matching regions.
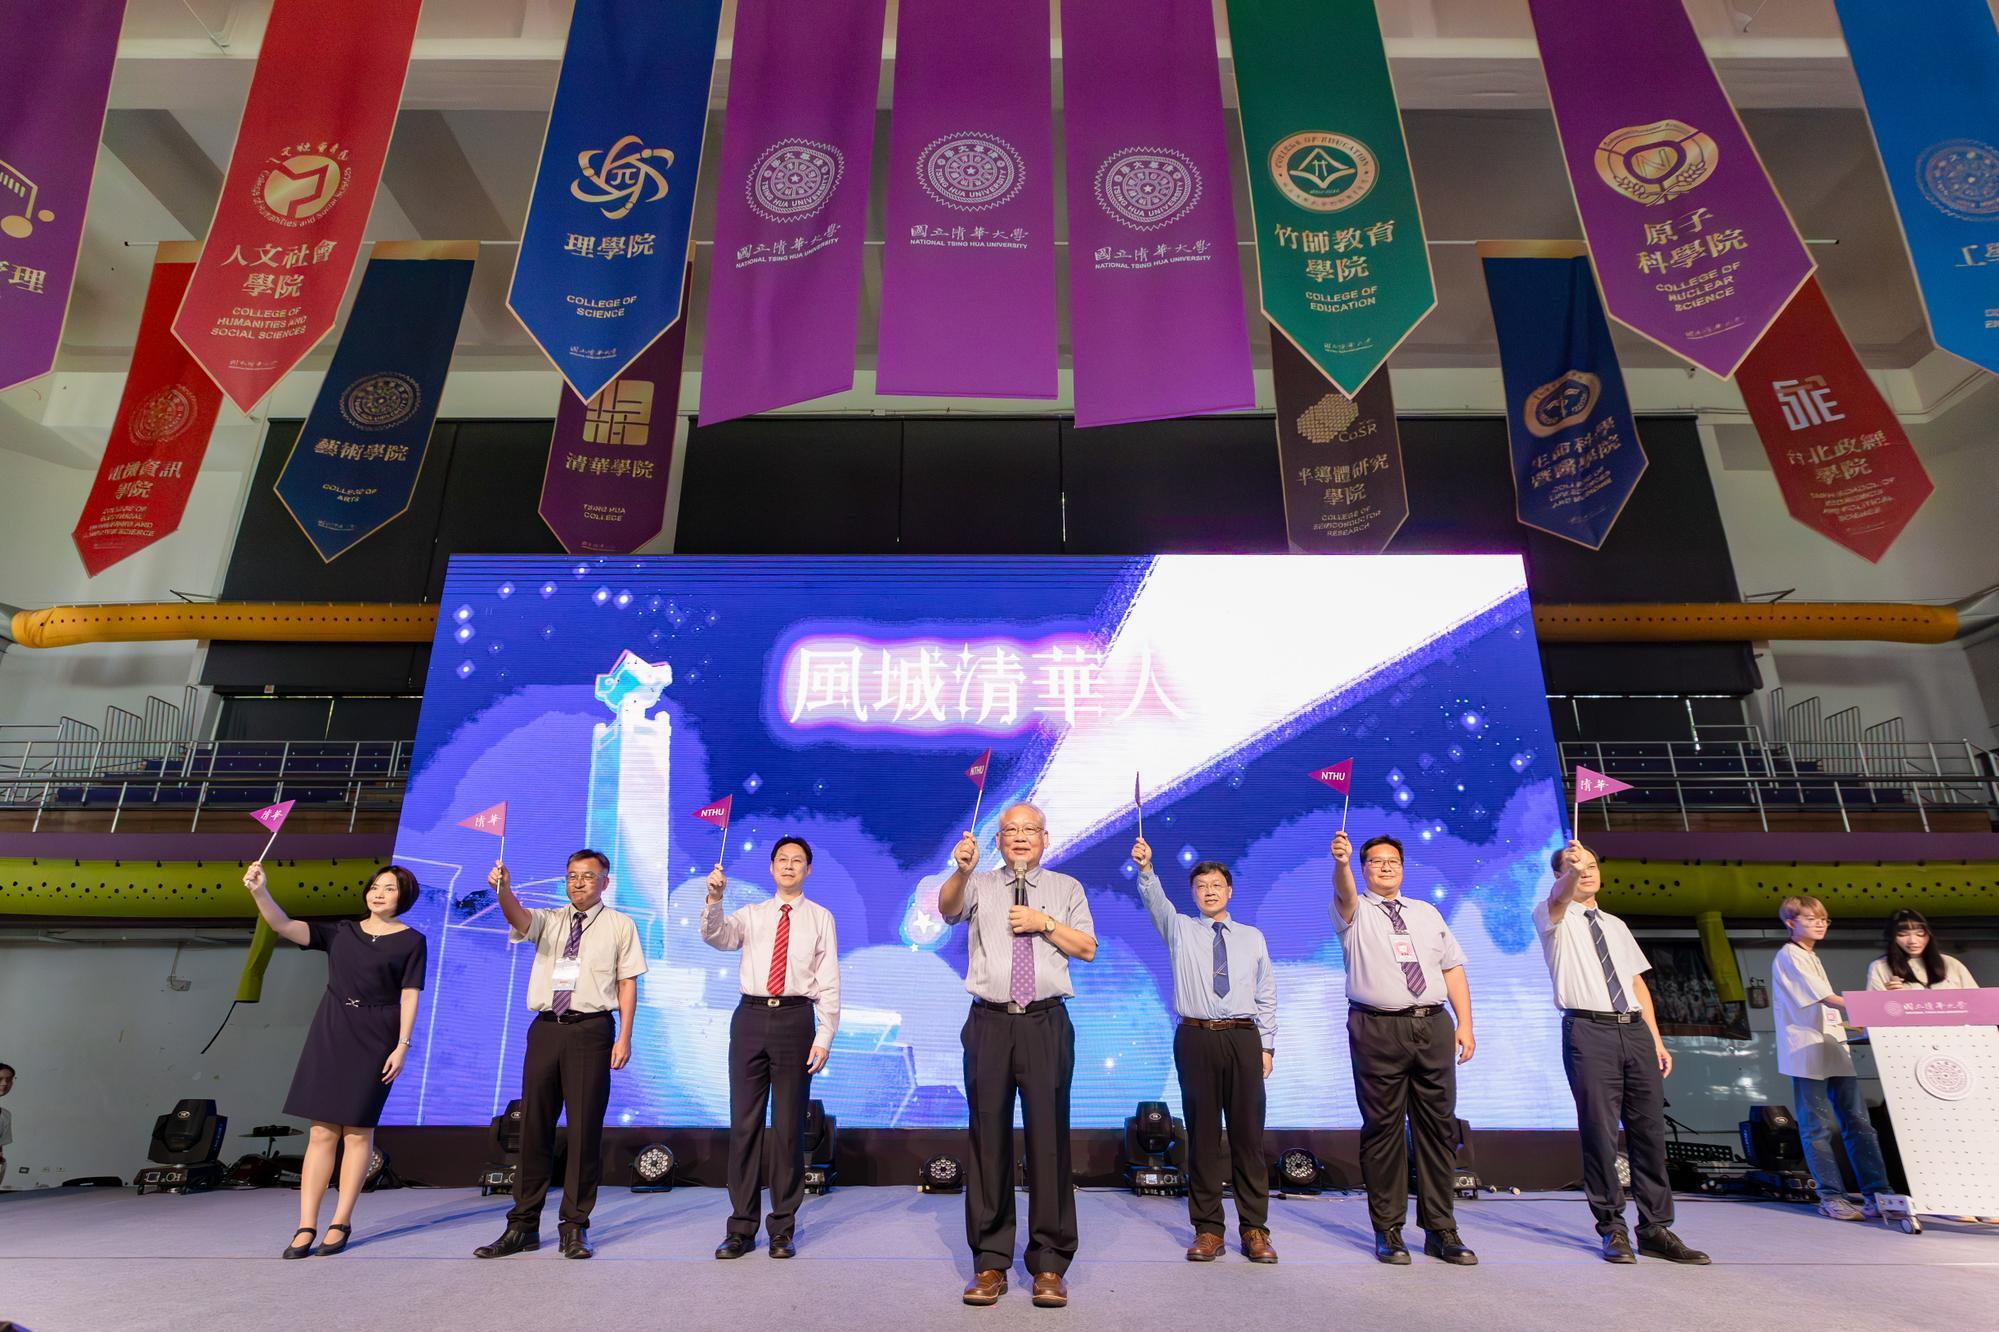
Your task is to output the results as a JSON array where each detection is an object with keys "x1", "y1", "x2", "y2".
[
  {"x1": 474, "y1": 849, "x2": 647, "y2": 1260},
  {"x1": 1331, "y1": 830, "x2": 1477, "y2": 1267},
  {"x1": 937, "y1": 804, "x2": 1098, "y2": 1309}
]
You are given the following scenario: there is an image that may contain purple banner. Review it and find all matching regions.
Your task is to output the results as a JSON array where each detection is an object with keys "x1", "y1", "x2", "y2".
[
  {"x1": 877, "y1": 0, "x2": 1054, "y2": 399},
  {"x1": 697, "y1": 0, "x2": 887, "y2": 423},
  {"x1": 1061, "y1": 0, "x2": 1252, "y2": 426},
  {"x1": 1527, "y1": 0, "x2": 1813, "y2": 378},
  {"x1": 0, "y1": 0, "x2": 124, "y2": 390},
  {"x1": 540, "y1": 263, "x2": 691, "y2": 554}
]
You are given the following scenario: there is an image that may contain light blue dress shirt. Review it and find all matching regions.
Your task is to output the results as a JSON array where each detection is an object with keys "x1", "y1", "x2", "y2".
[{"x1": 1137, "y1": 869, "x2": 1276, "y2": 1051}]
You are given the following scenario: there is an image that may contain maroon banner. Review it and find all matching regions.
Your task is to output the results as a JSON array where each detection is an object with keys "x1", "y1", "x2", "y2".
[
  {"x1": 72, "y1": 243, "x2": 223, "y2": 577},
  {"x1": 1737, "y1": 279, "x2": 1933, "y2": 562},
  {"x1": 173, "y1": 0, "x2": 420, "y2": 413},
  {"x1": 1270, "y1": 321, "x2": 1407, "y2": 553},
  {"x1": 540, "y1": 263, "x2": 692, "y2": 554}
]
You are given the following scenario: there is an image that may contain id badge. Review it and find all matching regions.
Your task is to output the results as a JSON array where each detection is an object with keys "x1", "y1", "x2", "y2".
[
  {"x1": 551, "y1": 957, "x2": 581, "y2": 992},
  {"x1": 1390, "y1": 936, "x2": 1419, "y2": 964}
]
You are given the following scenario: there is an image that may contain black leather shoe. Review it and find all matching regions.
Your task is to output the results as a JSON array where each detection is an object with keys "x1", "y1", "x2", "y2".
[
  {"x1": 1374, "y1": 1228, "x2": 1411, "y2": 1264},
  {"x1": 558, "y1": 1224, "x2": 593, "y2": 1259},
  {"x1": 1637, "y1": 1227, "x2": 1711, "y2": 1264},
  {"x1": 1423, "y1": 1228, "x2": 1478, "y2": 1265},
  {"x1": 1600, "y1": 1229, "x2": 1636, "y2": 1263},
  {"x1": 473, "y1": 1226, "x2": 539, "y2": 1259},
  {"x1": 715, "y1": 1233, "x2": 754, "y2": 1259},
  {"x1": 281, "y1": 1227, "x2": 316, "y2": 1260},
  {"x1": 769, "y1": 1235, "x2": 796, "y2": 1259}
]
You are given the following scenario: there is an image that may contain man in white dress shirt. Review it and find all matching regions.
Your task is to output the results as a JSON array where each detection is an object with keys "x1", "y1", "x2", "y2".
[
  {"x1": 703, "y1": 835, "x2": 840, "y2": 1259},
  {"x1": 1534, "y1": 841, "x2": 1707, "y2": 1264}
]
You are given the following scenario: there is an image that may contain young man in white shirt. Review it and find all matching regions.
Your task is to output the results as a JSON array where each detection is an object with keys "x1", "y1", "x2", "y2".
[{"x1": 1771, "y1": 895, "x2": 1892, "y2": 1221}]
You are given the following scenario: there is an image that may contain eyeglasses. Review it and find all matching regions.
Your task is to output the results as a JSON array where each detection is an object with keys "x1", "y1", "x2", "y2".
[
  {"x1": 1000, "y1": 824, "x2": 1045, "y2": 836},
  {"x1": 1363, "y1": 857, "x2": 1403, "y2": 869},
  {"x1": 566, "y1": 872, "x2": 604, "y2": 885}
]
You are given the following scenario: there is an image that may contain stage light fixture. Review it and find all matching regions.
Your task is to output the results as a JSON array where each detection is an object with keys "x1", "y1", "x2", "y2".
[
  {"x1": 479, "y1": 1098, "x2": 525, "y2": 1194},
  {"x1": 802, "y1": 1099, "x2": 838, "y2": 1195},
  {"x1": 134, "y1": 1099, "x2": 228, "y2": 1195},
  {"x1": 1122, "y1": 1100, "x2": 1188, "y2": 1196},
  {"x1": 632, "y1": 1142, "x2": 676, "y2": 1193},
  {"x1": 919, "y1": 1154, "x2": 964, "y2": 1194},
  {"x1": 1273, "y1": 1147, "x2": 1323, "y2": 1195}
]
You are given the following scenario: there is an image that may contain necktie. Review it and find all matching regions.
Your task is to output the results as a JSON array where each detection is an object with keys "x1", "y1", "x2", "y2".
[
  {"x1": 1585, "y1": 909, "x2": 1631, "y2": 1012},
  {"x1": 1381, "y1": 899, "x2": 1427, "y2": 998},
  {"x1": 768, "y1": 902, "x2": 792, "y2": 996},
  {"x1": 550, "y1": 910, "x2": 586, "y2": 1014},
  {"x1": 1212, "y1": 921, "x2": 1230, "y2": 999},
  {"x1": 1009, "y1": 875, "x2": 1035, "y2": 1007}
]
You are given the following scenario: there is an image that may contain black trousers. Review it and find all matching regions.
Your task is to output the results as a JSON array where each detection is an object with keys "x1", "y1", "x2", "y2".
[
  {"x1": 1348, "y1": 1007, "x2": 1458, "y2": 1233},
  {"x1": 962, "y1": 1002, "x2": 1077, "y2": 1276},
  {"x1": 1174, "y1": 1024, "x2": 1270, "y2": 1235},
  {"x1": 1561, "y1": 1014, "x2": 1673, "y2": 1235},
  {"x1": 727, "y1": 999, "x2": 817, "y2": 1239},
  {"x1": 509, "y1": 1012, "x2": 612, "y2": 1230}
]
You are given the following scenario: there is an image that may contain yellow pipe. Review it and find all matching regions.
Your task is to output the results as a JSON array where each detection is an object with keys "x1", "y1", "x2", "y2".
[
  {"x1": 10, "y1": 599, "x2": 1965, "y2": 647},
  {"x1": 0, "y1": 859, "x2": 369, "y2": 918},
  {"x1": 1600, "y1": 861, "x2": 1999, "y2": 918},
  {"x1": 235, "y1": 916, "x2": 279, "y2": 1003},
  {"x1": 1695, "y1": 909, "x2": 1745, "y2": 1003}
]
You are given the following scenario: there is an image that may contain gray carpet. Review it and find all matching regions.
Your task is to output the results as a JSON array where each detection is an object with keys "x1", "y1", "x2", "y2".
[{"x1": 2, "y1": 1186, "x2": 1994, "y2": 1331}]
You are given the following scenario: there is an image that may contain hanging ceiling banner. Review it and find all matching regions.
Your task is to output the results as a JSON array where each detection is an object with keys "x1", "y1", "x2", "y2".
[
  {"x1": 698, "y1": 0, "x2": 888, "y2": 424},
  {"x1": 273, "y1": 242, "x2": 477, "y2": 563},
  {"x1": 1480, "y1": 241, "x2": 1649, "y2": 551},
  {"x1": 1225, "y1": 0, "x2": 1434, "y2": 398},
  {"x1": 1834, "y1": 0, "x2": 1999, "y2": 376},
  {"x1": 1270, "y1": 322, "x2": 1406, "y2": 554},
  {"x1": 0, "y1": 0, "x2": 124, "y2": 391},
  {"x1": 539, "y1": 260, "x2": 692, "y2": 555},
  {"x1": 1062, "y1": 0, "x2": 1254, "y2": 427},
  {"x1": 173, "y1": 0, "x2": 421, "y2": 413},
  {"x1": 876, "y1": 0, "x2": 1055, "y2": 400},
  {"x1": 1736, "y1": 277, "x2": 1934, "y2": 563},
  {"x1": 72, "y1": 244, "x2": 224, "y2": 577},
  {"x1": 1526, "y1": 0, "x2": 1813, "y2": 378},
  {"x1": 508, "y1": 0, "x2": 724, "y2": 404}
]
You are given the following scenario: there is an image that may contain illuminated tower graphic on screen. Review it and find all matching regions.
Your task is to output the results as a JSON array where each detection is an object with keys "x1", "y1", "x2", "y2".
[{"x1": 588, "y1": 650, "x2": 674, "y2": 911}]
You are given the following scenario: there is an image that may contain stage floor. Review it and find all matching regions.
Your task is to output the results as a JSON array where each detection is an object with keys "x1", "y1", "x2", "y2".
[{"x1": 3, "y1": 1185, "x2": 1993, "y2": 1331}]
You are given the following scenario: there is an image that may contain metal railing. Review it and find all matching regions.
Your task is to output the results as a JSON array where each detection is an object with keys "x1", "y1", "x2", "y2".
[{"x1": 0, "y1": 737, "x2": 411, "y2": 834}]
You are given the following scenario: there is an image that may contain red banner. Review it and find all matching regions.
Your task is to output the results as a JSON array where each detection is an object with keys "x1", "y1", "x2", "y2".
[
  {"x1": 1737, "y1": 279, "x2": 1934, "y2": 563},
  {"x1": 72, "y1": 243, "x2": 223, "y2": 577},
  {"x1": 172, "y1": 0, "x2": 420, "y2": 413}
]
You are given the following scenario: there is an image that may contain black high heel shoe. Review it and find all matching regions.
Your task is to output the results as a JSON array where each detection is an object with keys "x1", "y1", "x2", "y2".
[
  {"x1": 317, "y1": 1223, "x2": 352, "y2": 1256},
  {"x1": 282, "y1": 1227, "x2": 317, "y2": 1260}
]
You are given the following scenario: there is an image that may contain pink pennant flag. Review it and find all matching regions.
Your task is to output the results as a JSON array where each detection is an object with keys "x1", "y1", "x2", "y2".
[
  {"x1": 250, "y1": 800, "x2": 295, "y2": 834},
  {"x1": 966, "y1": 749, "x2": 993, "y2": 790},
  {"x1": 1573, "y1": 766, "x2": 1633, "y2": 804},
  {"x1": 1309, "y1": 759, "x2": 1354, "y2": 792},
  {"x1": 457, "y1": 802, "x2": 508, "y2": 837},
  {"x1": 690, "y1": 796, "x2": 733, "y2": 829}
]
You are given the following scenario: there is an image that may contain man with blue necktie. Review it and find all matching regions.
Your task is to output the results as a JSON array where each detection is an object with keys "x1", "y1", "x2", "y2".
[{"x1": 1133, "y1": 838, "x2": 1277, "y2": 1264}]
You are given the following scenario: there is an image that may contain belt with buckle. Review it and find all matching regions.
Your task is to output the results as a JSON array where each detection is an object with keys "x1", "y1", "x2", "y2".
[
  {"x1": 1351, "y1": 1001, "x2": 1445, "y2": 1019},
  {"x1": 740, "y1": 994, "x2": 812, "y2": 1009},
  {"x1": 536, "y1": 1009, "x2": 612, "y2": 1024},
  {"x1": 333, "y1": 993, "x2": 396, "y2": 1009},
  {"x1": 975, "y1": 996, "x2": 1065, "y2": 1015},
  {"x1": 1565, "y1": 1008, "x2": 1639, "y2": 1025},
  {"x1": 1180, "y1": 1017, "x2": 1258, "y2": 1031}
]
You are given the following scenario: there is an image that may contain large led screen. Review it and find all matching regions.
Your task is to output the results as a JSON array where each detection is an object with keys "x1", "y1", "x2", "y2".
[{"x1": 387, "y1": 555, "x2": 1574, "y2": 1129}]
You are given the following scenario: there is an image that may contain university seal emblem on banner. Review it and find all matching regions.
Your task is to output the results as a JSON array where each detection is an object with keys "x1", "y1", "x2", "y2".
[{"x1": 1269, "y1": 132, "x2": 1379, "y2": 212}]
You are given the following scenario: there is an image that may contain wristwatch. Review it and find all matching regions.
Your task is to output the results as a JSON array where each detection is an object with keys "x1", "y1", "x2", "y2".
[{"x1": 1040, "y1": 915, "x2": 1056, "y2": 936}]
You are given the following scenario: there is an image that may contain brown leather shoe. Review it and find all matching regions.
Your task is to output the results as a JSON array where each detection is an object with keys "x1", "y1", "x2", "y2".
[
  {"x1": 962, "y1": 1270, "x2": 1007, "y2": 1306},
  {"x1": 1242, "y1": 1228, "x2": 1278, "y2": 1263},
  {"x1": 1186, "y1": 1232, "x2": 1225, "y2": 1262},
  {"x1": 1031, "y1": 1273, "x2": 1069, "y2": 1308}
]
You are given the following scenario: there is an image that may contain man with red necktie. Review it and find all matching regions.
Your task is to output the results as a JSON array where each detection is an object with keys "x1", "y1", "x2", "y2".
[{"x1": 702, "y1": 835, "x2": 840, "y2": 1260}]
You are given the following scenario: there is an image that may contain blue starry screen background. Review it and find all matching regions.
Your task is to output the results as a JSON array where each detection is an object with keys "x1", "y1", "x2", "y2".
[{"x1": 385, "y1": 554, "x2": 1575, "y2": 1129}]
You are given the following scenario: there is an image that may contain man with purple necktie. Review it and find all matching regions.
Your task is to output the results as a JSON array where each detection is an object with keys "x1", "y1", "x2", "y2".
[
  {"x1": 936, "y1": 804, "x2": 1098, "y2": 1309},
  {"x1": 1332, "y1": 831, "x2": 1478, "y2": 1267}
]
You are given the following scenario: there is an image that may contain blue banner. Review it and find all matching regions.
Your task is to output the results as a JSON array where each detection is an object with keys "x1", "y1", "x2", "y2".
[
  {"x1": 1479, "y1": 242, "x2": 1647, "y2": 550},
  {"x1": 275, "y1": 242, "x2": 476, "y2": 562},
  {"x1": 507, "y1": 0, "x2": 723, "y2": 402},
  {"x1": 1835, "y1": 0, "x2": 1999, "y2": 375}
]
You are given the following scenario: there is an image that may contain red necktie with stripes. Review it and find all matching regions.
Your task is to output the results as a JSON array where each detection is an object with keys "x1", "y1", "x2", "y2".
[{"x1": 767, "y1": 902, "x2": 791, "y2": 996}]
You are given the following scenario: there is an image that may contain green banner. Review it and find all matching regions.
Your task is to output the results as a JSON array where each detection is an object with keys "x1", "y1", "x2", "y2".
[{"x1": 1226, "y1": 0, "x2": 1434, "y2": 395}]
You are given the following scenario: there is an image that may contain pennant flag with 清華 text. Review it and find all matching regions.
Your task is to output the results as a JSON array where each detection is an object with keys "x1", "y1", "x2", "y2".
[
  {"x1": 458, "y1": 803, "x2": 508, "y2": 837},
  {"x1": 173, "y1": 0, "x2": 421, "y2": 412},
  {"x1": 1525, "y1": 0, "x2": 1813, "y2": 378},
  {"x1": 251, "y1": 800, "x2": 295, "y2": 835},
  {"x1": 0, "y1": 0, "x2": 124, "y2": 391},
  {"x1": 1225, "y1": 0, "x2": 1434, "y2": 397},
  {"x1": 507, "y1": 0, "x2": 723, "y2": 404},
  {"x1": 1270, "y1": 325, "x2": 1407, "y2": 553},
  {"x1": 273, "y1": 242, "x2": 477, "y2": 562},
  {"x1": 1574, "y1": 767, "x2": 1632, "y2": 805}
]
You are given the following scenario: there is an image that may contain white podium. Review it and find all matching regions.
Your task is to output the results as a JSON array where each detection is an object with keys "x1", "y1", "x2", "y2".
[{"x1": 1846, "y1": 987, "x2": 1999, "y2": 1231}]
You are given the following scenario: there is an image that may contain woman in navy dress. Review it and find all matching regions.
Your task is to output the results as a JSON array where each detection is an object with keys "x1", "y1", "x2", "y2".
[{"x1": 244, "y1": 860, "x2": 427, "y2": 1258}]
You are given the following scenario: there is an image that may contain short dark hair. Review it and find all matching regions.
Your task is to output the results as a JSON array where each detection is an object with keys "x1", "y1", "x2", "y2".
[
  {"x1": 771, "y1": 836, "x2": 813, "y2": 865},
  {"x1": 1358, "y1": 835, "x2": 1404, "y2": 864},
  {"x1": 1188, "y1": 860, "x2": 1232, "y2": 887},
  {"x1": 369, "y1": 864, "x2": 422, "y2": 916},
  {"x1": 0, "y1": 1062, "x2": 14, "y2": 1078},
  {"x1": 1548, "y1": 843, "x2": 1599, "y2": 875},
  {"x1": 567, "y1": 849, "x2": 611, "y2": 875}
]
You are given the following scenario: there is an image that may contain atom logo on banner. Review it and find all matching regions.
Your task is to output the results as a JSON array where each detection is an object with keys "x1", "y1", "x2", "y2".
[
  {"x1": 919, "y1": 133, "x2": 1024, "y2": 211},
  {"x1": 570, "y1": 134, "x2": 674, "y2": 219},
  {"x1": 747, "y1": 139, "x2": 844, "y2": 222},
  {"x1": 1094, "y1": 147, "x2": 1202, "y2": 231}
]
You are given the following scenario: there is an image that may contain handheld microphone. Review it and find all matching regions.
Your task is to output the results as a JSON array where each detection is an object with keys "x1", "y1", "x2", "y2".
[{"x1": 1008, "y1": 857, "x2": 1028, "y2": 907}]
